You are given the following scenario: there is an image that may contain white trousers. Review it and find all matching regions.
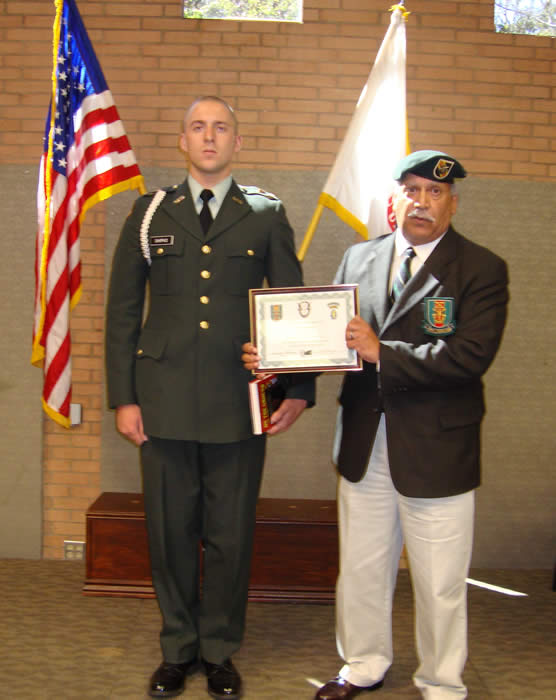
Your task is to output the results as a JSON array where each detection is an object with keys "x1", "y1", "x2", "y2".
[{"x1": 336, "y1": 416, "x2": 474, "y2": 699}]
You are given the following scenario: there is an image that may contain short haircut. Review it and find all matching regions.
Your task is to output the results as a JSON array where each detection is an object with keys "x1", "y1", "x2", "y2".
[{"x1": 183, "y1": 96, "x2": 238, "y2": 133}]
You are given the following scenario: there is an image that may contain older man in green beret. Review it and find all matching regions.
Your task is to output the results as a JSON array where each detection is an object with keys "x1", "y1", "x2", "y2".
[{"x1": 313, "y1": 150, "x2": 509, "y2": 699}]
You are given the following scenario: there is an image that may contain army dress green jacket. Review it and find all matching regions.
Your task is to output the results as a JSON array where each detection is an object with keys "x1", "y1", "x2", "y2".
[{"x1": 105, "y1": 178, "x2": 315, "y2": 442}]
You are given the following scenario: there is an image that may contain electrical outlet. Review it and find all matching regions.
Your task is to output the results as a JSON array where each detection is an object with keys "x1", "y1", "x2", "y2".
[{"x1": 64, "y1": 540, "x2": 85, "y2": 560}]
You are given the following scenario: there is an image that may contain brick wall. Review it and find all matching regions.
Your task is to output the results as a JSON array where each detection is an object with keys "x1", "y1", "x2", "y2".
[{"x1": 0, "y1": 0, "x2": 553, "y2": 557}]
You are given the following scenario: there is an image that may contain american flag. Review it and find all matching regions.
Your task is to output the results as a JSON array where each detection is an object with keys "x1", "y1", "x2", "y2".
[{"x1": 32, "y1": 0, "x2": 145, "y2": 427}]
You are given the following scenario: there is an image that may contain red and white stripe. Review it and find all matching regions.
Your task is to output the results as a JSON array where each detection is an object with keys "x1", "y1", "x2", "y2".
[{"x1": 33, "y1": 90, "x2": 143, "y2": 427}]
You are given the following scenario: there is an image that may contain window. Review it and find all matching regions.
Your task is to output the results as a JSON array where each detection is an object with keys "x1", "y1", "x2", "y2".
[
  {"x1": 183, "y1": 0, "x2": 302, "y2": 22},
  {"x1": 495, "y1": 0, "x2": 555, "y2": 37}
]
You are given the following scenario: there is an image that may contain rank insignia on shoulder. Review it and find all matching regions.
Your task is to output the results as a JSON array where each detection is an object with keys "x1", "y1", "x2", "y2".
[
  {"x1": 239, "y1": 185, "x2": 278, "y2": 201},
  {"x1": 147, "y1": 184, "x2": 178, "y2": 196},
  {"x1": 422, "y1": 297, "x2": 456, "y2": 336},
  {"x1": 150, "y1": 235, "x2": 174, "y2": 246},
  {"x1": 173, "y1": 195, "x2": 186, "y2": 204}
]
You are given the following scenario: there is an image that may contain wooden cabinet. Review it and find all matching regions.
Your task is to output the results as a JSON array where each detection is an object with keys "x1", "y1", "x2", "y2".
[{"x1": 84, "y1": 492, "x2": 338, "y2": 603}]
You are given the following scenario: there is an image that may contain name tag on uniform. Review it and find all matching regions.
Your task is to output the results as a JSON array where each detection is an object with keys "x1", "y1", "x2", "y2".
[{"x1": 149, "y1": 235, "x2": 174, "y2": 246}]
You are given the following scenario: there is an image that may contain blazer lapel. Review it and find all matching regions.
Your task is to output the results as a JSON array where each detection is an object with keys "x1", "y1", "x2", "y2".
[
  {"x1": 382, "y1": 227, "x2": 459, "y2": 333},
  {"x1": 370, "y1": 236, "x2": 395, "y2": 330},
  {"x1": 354, "y1": 235, "x2": 394, "y2": 332}
]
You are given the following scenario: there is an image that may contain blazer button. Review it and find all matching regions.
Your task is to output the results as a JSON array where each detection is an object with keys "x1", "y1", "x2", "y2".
[
  {"x1": 201, "y1": 270, "x2": 211, "y2": 279},
  {"x1": 200, "y1": 296, "x2": 209, "y2": 304},
  {"x1": 200, "y1": 321, "x2": 209, "y2": 329},
  {"x1": 201, "y1": 244, "x2": 212, "y2": 254},
  {"x1": 156, "y1": 248, "x2": 164, "y2": 255},
  {"x1": 136, "y1": 349, "x2": 144, "y2": 355},
  {"x1": 247, "y1": 249, "x2": 255, "y2": 256}
]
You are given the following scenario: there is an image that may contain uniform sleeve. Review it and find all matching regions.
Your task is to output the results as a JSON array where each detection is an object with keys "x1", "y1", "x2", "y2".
[
  {"x1": 105, "y1": 198, "x2": 150, "y2": 408},
  {"x1": 264, "y1": 202, "x2": 304, "y2": 288},
  {"x1": 265, "y1": 201, "x2": 316, "y2": 406}
]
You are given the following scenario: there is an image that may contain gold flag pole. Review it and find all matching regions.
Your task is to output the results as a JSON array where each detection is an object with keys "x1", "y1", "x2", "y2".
[{"x1": 297, "y1": 203, "x2": 324, "y2": 262}]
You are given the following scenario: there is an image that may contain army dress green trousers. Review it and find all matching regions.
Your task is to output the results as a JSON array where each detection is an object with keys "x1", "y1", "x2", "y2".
[{"x1": 140, "y1": 435, "x2": 266, "y2": 664}]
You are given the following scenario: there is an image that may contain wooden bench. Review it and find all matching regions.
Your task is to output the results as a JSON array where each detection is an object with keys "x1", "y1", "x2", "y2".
[{"x1": 84, "y1": 492, "x2": 339, "y2": 603}]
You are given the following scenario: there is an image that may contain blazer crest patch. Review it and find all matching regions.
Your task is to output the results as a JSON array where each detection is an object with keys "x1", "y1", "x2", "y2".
[{"x1": 422, "y1": 297, "x2": 456, "y2": 336}]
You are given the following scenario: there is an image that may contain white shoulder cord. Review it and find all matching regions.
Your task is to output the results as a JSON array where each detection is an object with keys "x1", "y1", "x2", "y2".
[{"x1": 139, "y1": 189, "x2": 167, "y2": 266}]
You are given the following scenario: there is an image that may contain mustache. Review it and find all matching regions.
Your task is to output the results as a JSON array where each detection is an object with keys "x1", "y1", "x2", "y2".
[{"x1": 408, "y1": 208, "x2": 435, "y2": 223}]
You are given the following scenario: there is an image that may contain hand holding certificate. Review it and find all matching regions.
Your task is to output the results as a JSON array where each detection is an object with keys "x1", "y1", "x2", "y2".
[{"x1": 248, "y1": 284, "x2": 362, "y2": 373}]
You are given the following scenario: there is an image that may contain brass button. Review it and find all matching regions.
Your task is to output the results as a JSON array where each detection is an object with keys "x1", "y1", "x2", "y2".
[
  {"x1": 156, "y1": 248, "x2": 164, "y2": 255},
  {"x1": 200, "y1": 321, "x2": 209, "y2": 329},
  {"x1": 137, "y1": 349, "x2": 144, "y2": 355},
  {"x1": 201, "y1": 244, "x2": 212, "y2": 254},
  {"x1": 247, "y1": 249, "x2": 254, "y2": 256},
  {"x1": 200, "y1": 296, "x2": 209, "y2": 304},
  {"x1": 201, "y1": 270, "x2": 211, "y2": 279}
]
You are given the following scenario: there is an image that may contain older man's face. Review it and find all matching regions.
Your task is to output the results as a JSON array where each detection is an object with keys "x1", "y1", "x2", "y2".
[{"x1": 393, "y1": 174, "x2": 458, "y2": 245}]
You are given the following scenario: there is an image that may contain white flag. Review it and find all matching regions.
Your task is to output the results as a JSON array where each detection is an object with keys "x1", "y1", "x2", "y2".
[{"x1": 319, "y1": 6, "x2": 408, "y2": 240}]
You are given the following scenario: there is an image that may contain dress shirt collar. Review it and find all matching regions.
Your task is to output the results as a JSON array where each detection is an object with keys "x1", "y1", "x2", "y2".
[
  {"x1": 394, "y1": 227, "x2": 447, "y2": 265},
  {"x1": 187, "y1": 174, "x2": 232, "y2": 217}
]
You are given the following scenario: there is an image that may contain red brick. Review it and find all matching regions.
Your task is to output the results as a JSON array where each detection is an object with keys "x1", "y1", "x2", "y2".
[{"x1": 3, "y1": 0, "x2": 551, "y2": 558}]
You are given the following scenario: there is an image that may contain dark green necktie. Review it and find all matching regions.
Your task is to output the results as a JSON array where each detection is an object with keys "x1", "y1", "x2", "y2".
[{"x1": 391, "y1": 247, "x2": 416, "y2": 302}]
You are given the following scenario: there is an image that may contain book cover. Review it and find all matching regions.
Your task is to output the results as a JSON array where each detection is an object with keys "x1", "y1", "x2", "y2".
[{"x1": 248, "y1": 373, "x2": 285, "y2": 434}]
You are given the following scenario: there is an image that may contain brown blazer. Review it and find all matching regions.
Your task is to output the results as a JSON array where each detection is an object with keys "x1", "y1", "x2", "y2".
[{"x1": 333, "y1": 226, "x2": 508, "y2": 498}]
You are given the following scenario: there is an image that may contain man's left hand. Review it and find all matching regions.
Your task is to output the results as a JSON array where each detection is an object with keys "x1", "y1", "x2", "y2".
[
  {"x1": 346, "y1": 315, "x2": 380, "y2": 364},
  {"x1": 267, "y1": 398, "x2": 307, "y2": 435},
  {"x1": 241, "y1": 342, "x2": 260, "y2": 371}
]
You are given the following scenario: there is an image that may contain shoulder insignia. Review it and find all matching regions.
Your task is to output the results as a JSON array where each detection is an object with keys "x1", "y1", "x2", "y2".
[
  {"x1": 146, "y1": 184, "x2": 179, "y2": 196},
  {"x1": 238, "y1": 185, "x2": 279, "y2": 201}
]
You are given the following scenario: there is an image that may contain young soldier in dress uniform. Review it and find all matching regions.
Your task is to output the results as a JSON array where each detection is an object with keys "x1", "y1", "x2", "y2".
[{"x1": 105, "y1": 96, "x2": 314, "y2": 699}]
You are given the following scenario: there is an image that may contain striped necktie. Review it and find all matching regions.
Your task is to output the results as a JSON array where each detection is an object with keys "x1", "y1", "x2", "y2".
[
  {"x1": 199, "y1": 189, "x2": 214, "y2": 235},
  {"x1": 391, "y1": 247, "x2": 416, "y2": 303}
]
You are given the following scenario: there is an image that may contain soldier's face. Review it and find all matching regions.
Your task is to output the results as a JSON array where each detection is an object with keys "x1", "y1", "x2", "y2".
[
  {"x1": 393, "y1": 174, "x2": 458, "y2": 246},
  {"x1": 180, "y1": 100, "x2": 241, "y2": 184}
]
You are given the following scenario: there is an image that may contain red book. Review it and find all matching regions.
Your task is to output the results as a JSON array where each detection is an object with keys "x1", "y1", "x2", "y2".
[{"x1": 248, "y1": 374, "x2": 285, "y2": 434}]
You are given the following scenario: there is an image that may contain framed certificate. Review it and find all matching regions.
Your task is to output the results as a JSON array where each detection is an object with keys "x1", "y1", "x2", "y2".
[{"x1": 249, "y1": 284, "x2": 362, "y2": 373}]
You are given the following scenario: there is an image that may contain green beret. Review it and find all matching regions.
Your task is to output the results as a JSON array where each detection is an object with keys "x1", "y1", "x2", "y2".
[{"x1": 393, "y1": 150, "x2": 467, "y2": 183}]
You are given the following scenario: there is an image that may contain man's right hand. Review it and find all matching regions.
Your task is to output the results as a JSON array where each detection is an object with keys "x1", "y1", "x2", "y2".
[{"x1": 115, "y1": 404, "x2": 148, "y2": 446}]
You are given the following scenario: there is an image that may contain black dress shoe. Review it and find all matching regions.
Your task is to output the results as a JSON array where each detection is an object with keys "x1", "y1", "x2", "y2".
[
  {"x1": 148, "y1": 659, "x2": 199, "y2": 698},
  {"x1": 314, "y1": 675, "x2": 384, "y2": 700},
  {"x1": 203, "y1": 658, "x2": 242, "y2": 699}
]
